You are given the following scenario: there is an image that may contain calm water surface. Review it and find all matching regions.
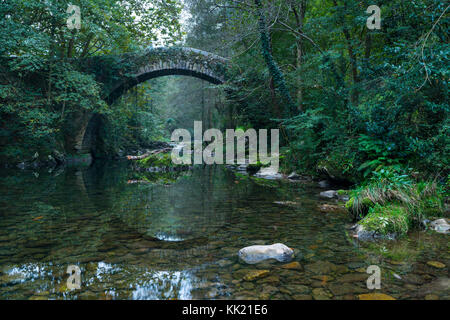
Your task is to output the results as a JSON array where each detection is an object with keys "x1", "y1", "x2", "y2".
[{"x1": 0, "y1": 162, "x2": 448, "y2": 299}]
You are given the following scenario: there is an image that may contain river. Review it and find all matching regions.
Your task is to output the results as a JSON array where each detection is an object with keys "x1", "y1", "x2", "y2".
[{"x1": 0, "y1": 161, "x2": 448, "y2": 299}]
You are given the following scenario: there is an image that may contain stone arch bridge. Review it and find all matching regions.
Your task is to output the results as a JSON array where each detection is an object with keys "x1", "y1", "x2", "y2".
[{"x1": 70, "y1": 47, "x2": 229, "y2": 155}]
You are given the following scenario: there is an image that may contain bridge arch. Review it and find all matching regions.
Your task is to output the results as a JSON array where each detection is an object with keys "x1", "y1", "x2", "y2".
[
  {"x1": 76, "y1": 47, "x2": 229, "y2": 154},
  {"x1": 104, "y1": 47, "x2": 229, "y2": 104}
]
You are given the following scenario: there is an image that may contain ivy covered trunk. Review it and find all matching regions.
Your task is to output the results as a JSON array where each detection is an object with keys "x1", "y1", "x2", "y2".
[{"x1": 254, "y1": 0, "x2": 298, "y2": 116}]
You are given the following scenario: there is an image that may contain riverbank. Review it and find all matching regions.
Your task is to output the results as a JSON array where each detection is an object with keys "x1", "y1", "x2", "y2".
[{"x1": 6, "y1": 142, "x2": 449, "y2": 241}]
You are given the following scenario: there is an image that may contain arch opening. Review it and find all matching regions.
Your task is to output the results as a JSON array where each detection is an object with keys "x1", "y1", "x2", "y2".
[{"x1": 106, "y1": 68, "x2": 223, "y2": 105}]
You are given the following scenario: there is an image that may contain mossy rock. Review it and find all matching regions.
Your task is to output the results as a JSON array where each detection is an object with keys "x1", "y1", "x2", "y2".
[
  {"x1": 345, "y1": 196, "x2": 374, "y2": 219},
  {"x1": 359, "y1": 204, "x2": 410, "y2": 236}
]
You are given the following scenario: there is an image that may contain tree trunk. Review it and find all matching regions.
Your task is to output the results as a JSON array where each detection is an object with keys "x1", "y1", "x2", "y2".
[
  {"x1": 267, "y1": 30, "x2": 280, "y2": 117},
  {"x1": 364, "y1": 31, "x2": 372, "y2": 63},
  {"x1": 254, "y1": 0, "x2": 298, "y2": 115},
  {"x1": 333, "y1": 0, "x2": 359, "y2": 104},
  {"x1": 67, "y1": 30, "x2": 76, "y2": 58},
  {"x1": 269, "y1": 77, "x2": 280, "y2": 117},
  {"x1": 292, "y1": 0, "x2": 307, "y2": 111}
]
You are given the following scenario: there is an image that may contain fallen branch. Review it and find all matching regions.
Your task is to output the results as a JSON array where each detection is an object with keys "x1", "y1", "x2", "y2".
[
  {"x1": 126, "y1": 147, "x2": 172, "y2": 160},
  {"x1": 127, "y1": 180, "x2": 151, "y2": 184}
]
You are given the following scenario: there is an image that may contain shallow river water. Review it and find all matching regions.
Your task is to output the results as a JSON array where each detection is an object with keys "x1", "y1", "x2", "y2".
[{"x1": 0, "y1": 162, "x2": 448, "y2": 300}]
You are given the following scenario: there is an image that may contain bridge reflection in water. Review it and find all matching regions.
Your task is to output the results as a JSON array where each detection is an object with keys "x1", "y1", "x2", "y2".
[{"x1": 0, "y1": 163, "x2": 256, "y2": 299}]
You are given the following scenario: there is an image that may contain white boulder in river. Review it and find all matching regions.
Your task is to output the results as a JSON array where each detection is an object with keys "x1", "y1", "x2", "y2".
[
  {"x1": 238, "y1": 243, "x2": 294, "y2": 264},
  {"x1": 430, "y1": 218, "x2": 450, "y2": 234}
]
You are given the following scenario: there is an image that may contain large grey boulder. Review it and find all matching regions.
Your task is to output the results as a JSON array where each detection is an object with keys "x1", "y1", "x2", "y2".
[
  {"x1": 353, "y1": 224, "x2": 397, "y2": 241},
  {"x1": 430, "y1": 219, "x2": 450, "y2": 234},
  {"x1": 238, "y1": 243, "x2": 294, "y2": 264}
]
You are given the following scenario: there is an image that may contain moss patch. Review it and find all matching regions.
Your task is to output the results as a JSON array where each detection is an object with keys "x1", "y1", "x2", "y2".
[{"x1": 359, "y1": 204, "x2": 410, "y2": 236}]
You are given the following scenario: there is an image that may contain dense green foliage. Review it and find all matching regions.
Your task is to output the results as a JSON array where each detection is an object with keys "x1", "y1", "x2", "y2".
[
  {"x1": 0, "y1": 0, "x2": 182, "y2": 162},
  {"x1": 208, "y1": 0, "x2": 449, "y2": 182}
]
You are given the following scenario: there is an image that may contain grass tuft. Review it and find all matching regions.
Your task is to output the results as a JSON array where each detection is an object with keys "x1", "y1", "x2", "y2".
[{"x1": 346, "y1": 168, "x2": 446, "y2": 236}]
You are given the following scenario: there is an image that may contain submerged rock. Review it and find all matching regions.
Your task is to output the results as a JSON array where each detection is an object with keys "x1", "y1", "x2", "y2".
[
  {"x1": 312, "y1": 288, "x2": 332, "y2": 300},
  {"x1": 328, "y1": 282, "x2": 366, "y2": 296},
  {"x1": 305, "y1": 260, "x2": 337, "y2": 274},
  {"x1": 243, "y1": 270, "x2": 270, "y2": 281},
  {"x1": 335, "y1": 273, "x2": 368, "y2": 283},
  {"x1": 318, "y1": 204, "x2": 346, "y2": 214},
  {"x1": 217, "y1": 259, "x2": 233, "y2": 268},
  {"x1": 280, "y1": 261, "x2": 302, "y2": 270},
  {"x1": 358, "y1": 293, "x2": 396, "y2": 300},
  {"x1": 413, "y1": 277, "x2": 449, "y2": 297},
  {"x1": 426, "y1": 261, "x2": 446, "y2": 269},
  {"x1": 238, "y1": 243, "x2": 294, "y2": 264}
]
